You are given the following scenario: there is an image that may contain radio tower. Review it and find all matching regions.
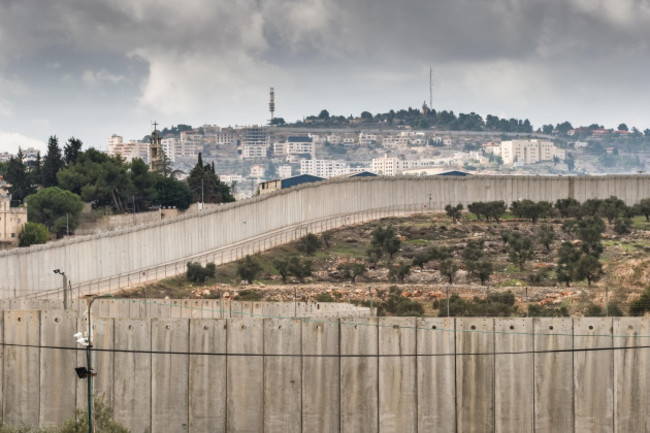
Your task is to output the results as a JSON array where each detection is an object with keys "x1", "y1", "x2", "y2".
[
  {"x1": 429, "y1": 68, "x2": 433, "y2": 108},
  {"x1": 269, "y1": 87, "x2": 275, "y2": 122}
]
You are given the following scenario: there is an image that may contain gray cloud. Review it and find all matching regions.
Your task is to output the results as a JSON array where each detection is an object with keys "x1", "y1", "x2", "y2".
[{"x1": 1, "y1": 0, "x2": 650, "y2": 152}]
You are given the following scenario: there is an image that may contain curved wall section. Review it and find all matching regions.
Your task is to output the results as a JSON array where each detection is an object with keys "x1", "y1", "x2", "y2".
[{"x1": 1, "y1": 175, "x2": 649, "y2": 297}]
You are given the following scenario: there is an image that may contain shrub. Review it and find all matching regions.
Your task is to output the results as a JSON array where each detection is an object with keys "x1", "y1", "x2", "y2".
[
  {"x1": 237, "y1": 255, "x2": 263, "y2": 284},
  {"x1": 234, "y1": 289, "x2": 263, "y2": 301},
  {"x1": 316, "y1": 292, "x2": 335, "y2": 302},
  {"x1": 377, "y1": 286, "x2": 424, "y2": 316},
  {"x1": 298, "y1": 233, "x2": 321, "y2": 255},
  {"x1": 186, "y1": 261, "x2": 215, "y2": 283},
  {"x1": 629, "y1": 287, "x2": 650, "y2": 316}
]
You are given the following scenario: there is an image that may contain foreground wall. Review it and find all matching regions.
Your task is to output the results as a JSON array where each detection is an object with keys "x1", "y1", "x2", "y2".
[
  {"x1": 2, "y1": 175, "x2": 649, "y2": 297},
  {"x1": 1, "y1": 313, "x2": 648, "y2": 433}
]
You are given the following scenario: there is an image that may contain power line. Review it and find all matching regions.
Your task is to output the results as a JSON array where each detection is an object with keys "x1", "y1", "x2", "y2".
[{"x1": 2, "y1": 340, "x2": 649, "y2": 358}]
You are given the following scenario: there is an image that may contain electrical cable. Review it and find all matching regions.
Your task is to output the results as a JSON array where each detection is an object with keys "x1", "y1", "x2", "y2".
[{"x1": 2, "y1": 340, "x2": 650, "y2": 358}]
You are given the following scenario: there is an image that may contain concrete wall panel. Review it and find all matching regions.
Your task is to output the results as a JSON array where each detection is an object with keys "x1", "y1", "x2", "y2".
[
  {"x1": 188, "y1": 319, "x2": 227, "y2": 433},
  {"x1": 494, "y1": 318, "x2": 534, "y2": 433},
  {"x1": 455, "y1": 318, "x2": 494, "y2": 433},
  {"x1": 264, "y1": 318, "x2": 301, "y2": 433},
  {"x1": 226, "y1": 318, "x2": 264, "y2": 433},
  {"x1": 534, "y1": 318, "x2": 574, "y2": 433},
  {"x1": 152, "y1": 319, "x2": 190, "y2": 433},
  {"x1": 2, "y1": 310, "x2": 40, "y2": 426},
  {"x1": 113, "y1": 319, "x2": 152, "y2": 433},
  {"x1": 340, "y1": 318, "x2": 378, "y2": 433},
  {"x1": 613, "y1": 317, "x2": 649, "y2": 433},
  {"x1": 301, "y1": 319, "x2": 340, "y2": 433},
  {"x1": 39, "y1": 310, "x2": 78, "y2": 426},
  {"x1": 416, "y1": 318, "x2": 455, "y2": 433},
  {"x1": 573, "y1": 318, "x2": 614, "y2": 433},
  {"x1": 378, "y1": 317, "x2": 417, "y2": 433}
]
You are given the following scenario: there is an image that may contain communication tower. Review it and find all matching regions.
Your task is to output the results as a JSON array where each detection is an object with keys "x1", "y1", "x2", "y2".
[{"x1": 269, "y1": 87, "x2": 275, "y2": 121}]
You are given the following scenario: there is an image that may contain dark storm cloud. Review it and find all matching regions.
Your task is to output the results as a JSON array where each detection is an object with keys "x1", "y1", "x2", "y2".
[{"x1": 1, "y1": 0, "x2": 650, "y2": 152}]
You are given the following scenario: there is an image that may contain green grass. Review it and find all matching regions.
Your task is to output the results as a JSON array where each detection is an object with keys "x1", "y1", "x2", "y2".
[
  {"x1": 403, "y1": 238, "x2": 430, "y2": 246},
  {"x1": 498, "y1": 279, "x2": 527, "y2": 287}
]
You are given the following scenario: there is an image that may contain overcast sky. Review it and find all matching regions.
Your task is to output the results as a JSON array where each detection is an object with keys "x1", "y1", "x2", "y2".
[{"x1": 1, "y1": 0, "x2": 649, "y2": 154}]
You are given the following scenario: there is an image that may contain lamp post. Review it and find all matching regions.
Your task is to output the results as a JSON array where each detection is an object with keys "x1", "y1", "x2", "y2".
[
  {"x1": 53, "y1": 269, "x2": 68, "y2": 310},
  {"x1": 74, "y1": 294, "x2": 112, "y2": 433}
]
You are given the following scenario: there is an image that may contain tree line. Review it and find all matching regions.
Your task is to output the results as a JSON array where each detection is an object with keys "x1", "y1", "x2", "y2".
[{"x1": 0, "y1": 136, "x2": 234, "y2": 246}]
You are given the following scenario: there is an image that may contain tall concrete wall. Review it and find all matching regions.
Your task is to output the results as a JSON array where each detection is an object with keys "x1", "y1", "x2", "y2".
[
  {"x1": 1, "y1": 313, "x2": 649, "y2": 433},
  {"x1": 2, "y1": 175, "x2": 650, "y2": 297},
  {"x1": 0, "y1": 299, "x2": 372, "y2": 319}
]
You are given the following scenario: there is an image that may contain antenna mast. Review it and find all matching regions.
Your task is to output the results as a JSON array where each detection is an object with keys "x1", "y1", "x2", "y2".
[
  {"x1": 429, "y1": 68, "x2": 433, "y2": 108},
  {"x1": 269, "y1": 87, "x2": 275, "y2": 121}
]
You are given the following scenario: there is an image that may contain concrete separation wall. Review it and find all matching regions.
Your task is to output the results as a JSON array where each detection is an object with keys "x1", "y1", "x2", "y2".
[
  {"x1": 1, "y1": 314, "x2": 649, "y2": 433},
  {"x1": 0, "y1": 299, "x2": 372, "y2": 319},
  {"x1": 2, "y1": 175, "x2": 650, "y2": 298}
]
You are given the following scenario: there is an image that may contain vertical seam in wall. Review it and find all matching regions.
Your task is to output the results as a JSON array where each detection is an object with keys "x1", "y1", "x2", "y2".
[
  {"x1": 299, "y1": 319, "x2": 303, "y2": 433},
  {"x1": 376, "y1": 317, "x2": 380, "y2": 433},
  {"x1": 610, "y1": 317, "x2": 615, "y2": 433},
  {"x1": 414, "y1": 317, "x2": 418, "y2": 433},
  {"x1": 454, "y1": 317, "x2": 458, "y2": 433},
  {"x1": 492, "y1": 318, "x2": 496, "y2": 433},
  {"x1": 532, "y1": 319, "x2": 536, "y2": 433},
  {"x1": 262, "y1": 319, "x2": 266, "y2": 433},
  {"x1": 224, "y1": 319, "x2": 228, "y2": 432},
  {"x1": 186, "y1": 319, "x2": 190, "y2": 433},
  {"x1": 571, "y1": 319, "x2": 575, "y2": 433},
  {"x1": 338, "y1": 317, "x2": 342, "y2": 433},
  {"x1": 150, "y1": 319, "x2": 154, "y2": 433},
  {"x1": 37, "y1": 310, "x2": 41, "y2": 427}
]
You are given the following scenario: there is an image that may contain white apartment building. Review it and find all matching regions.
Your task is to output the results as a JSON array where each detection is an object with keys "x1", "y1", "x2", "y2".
[
  {"x1": 278, "y1": 165, "x2": 292, "y2": 178},
  {"x1": 382, "y1": 135, "x2": 410, "y2": 149},
  {"x1": 239, "y1": 127, "x2": 269, "y2": 160},
  {"x1": 220, "y1": 174, "x2": 243, "y2": 184},
  {"x1": 177, "y1": 130, "x2": 202, "y2": 159},
  {"x1": 161, "y1": 136, "x2": 179, "y2": 162},
  {"x1": 491, "y1": 140, "x2": 563, "y2": 165},
  {"x1": 250, "y1": 165, "x2": 265, "y2": 178},
  {"x1": 274, "y1": 136, "x2": 314, "y2": 158},
  {"x1": 358, "y1": 133, "x2": 378, "y2": 146},
  {"x1": 371, "y1": 154, "x2": 399, "y2": 176},
  {"x1": 300, "y1": 159, "x2": 350, "y2": 178},
  {"x1": 107, "y1": 135, "x2": 148, "y2": 162},
  {"x1": 326, "y1": 134, "x2": 342, "y2": 144}
]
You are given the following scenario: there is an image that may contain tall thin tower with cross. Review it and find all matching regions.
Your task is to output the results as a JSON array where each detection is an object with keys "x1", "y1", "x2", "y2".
[{"x1": 149, "y1": 121, "x2": 162, "y2": 170}]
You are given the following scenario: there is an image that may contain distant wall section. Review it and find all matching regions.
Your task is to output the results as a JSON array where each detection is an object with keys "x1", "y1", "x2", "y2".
[{"x1": 1, "y1": 175, "x2": 649, "y2": 297}]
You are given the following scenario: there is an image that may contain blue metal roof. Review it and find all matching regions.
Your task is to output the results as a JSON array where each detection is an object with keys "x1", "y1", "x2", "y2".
[{"x1": 280, "y1": 174, "x2": 325, "y2": 189}]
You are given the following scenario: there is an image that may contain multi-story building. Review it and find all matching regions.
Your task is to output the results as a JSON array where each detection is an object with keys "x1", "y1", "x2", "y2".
[
  {"x1": 278, "y1": 165, "x2": 292, "y2": 178},
  {"x1": 220, "y1": 174, "x2": 243, "y2": 184},
  {"x1": 274, "y1": 136, "x2": 314, "y2": 158},
  {"x1": 250, "y1": 165, "x2": 265, "y2": 179},
  {"x1": 0, "y1": 186, "x2": 27, "y2": 249},
  {"x1": 359, "y1": 133, "x2": 378, "y2": 146},
  {"x1": 161, "y1": 136, "x2": 179, "y2": 162},
  {"x1": 371, "y1": 154, "x2": 399, "y2": 176},
  {"x1": 300, "y1": 159, "x2": 351, "y2": 178},
  {"x1": 107, "y1": 135, "x2": 148, "y2": 162},
  {"x1": 177, "y1": 130, "x2": 203, "y2": 159},
  {"x1": 239, "y1": 127, "x2": 269, "y2": 160},
  {"x1": 488, "y1": 140, "x2": 564, "y2": 165}
]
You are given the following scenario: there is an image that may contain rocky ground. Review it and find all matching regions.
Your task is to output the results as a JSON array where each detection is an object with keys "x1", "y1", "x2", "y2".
[{"x1": 117, "y1": 213, "x2": 650, "y2": 316}]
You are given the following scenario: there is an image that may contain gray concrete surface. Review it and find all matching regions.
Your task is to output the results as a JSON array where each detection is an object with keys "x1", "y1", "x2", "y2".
[
  {"x1": 0, "y1": 313, "x2": 648, "y2": 432},
  {"x1": 3, "y1": 175, "x2": 650, "y2": 298}
]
